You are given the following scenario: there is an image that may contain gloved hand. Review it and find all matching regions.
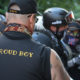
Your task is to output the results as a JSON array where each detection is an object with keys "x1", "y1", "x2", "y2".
[
  {"x1": 74, "y1": 55, "x2": 80, "y2": 65},
  {"x1": 68, "y1": 55, "x2": 80, "y2": 68}
]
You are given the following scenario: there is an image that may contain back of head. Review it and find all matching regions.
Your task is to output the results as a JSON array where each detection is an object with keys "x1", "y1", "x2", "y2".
[
  {"x1": 8, "y1": 0, "x2": 37, "y2": 14},
  {"x1": 6, "y1": 0, "x2": 37, "y2": 23},
  {"x1": 43, "y1": 7, "x2": 74, "y2": 30},
  {"x1": 68, "y1": 22, "x2": 80, "y2": 31},
  {"x1": 5, "y1": 0, "x2": 37, "y2": 35},
  {"x1": 75, "y1": 18, "x2": 80, "y2": 24}
]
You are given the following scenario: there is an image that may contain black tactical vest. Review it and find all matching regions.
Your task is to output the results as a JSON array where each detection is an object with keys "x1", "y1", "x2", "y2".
[
  {"x1": 0, "y1": 31, "x2": 51, "y2": 80},
  {"x1": 33, "y1": 30, "x2": 68, "y2": 69}
]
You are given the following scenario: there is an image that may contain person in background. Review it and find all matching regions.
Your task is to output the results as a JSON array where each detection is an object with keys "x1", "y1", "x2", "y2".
[
  {"x1": 0, "y1": 14, "x2": 6, "y2": 22},
  {"x1": 62, "y1": 22, "x2": 80, "y2": 80},
  {"x1": 75, "y1": 18, "x2": 80, "y2": 24},
  {"x1": 0, "y1": 14, "x2": 6, "y2": 33}
]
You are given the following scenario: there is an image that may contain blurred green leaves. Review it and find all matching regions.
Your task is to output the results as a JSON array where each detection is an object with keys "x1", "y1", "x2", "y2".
[
  {"x1": 0, "y1": 0, "x2": 9, "y2": 14},
  {"x1": 37, "y1": 0, "x2": 80, "y2": 18}
]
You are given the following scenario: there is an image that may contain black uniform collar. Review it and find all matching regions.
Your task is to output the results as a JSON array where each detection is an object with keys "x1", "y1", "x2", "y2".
[{"x1": 3, "y1": 31, "x2": 32, "y2": 40}]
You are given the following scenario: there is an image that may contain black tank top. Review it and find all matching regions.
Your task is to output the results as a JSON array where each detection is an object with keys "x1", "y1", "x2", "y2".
[{"x1": 0, "y1": 31, "x2": 51, "y2": 80}]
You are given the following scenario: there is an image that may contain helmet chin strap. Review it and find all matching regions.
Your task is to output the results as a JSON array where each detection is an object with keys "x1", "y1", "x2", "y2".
[
  {"x1": 55, "y1": 26, "x2": 61, "y2": 40},
  {"x1": 56, "y1": 26, "x2": 59, "y2": 35},
  {"x1": 55, "y1": 26, "x2": 64, "y2": 40}
]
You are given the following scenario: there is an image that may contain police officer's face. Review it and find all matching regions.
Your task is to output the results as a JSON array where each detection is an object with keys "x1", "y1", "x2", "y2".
[{"x1": 50, "y1": 25, "x2": 68, "y2": 32}]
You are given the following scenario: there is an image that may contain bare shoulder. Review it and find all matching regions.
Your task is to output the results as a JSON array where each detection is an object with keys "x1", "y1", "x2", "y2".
[
  {"x1": 50, "y1": 49, "x2": 61, "y2": 62},
  {"x1": 50, "y1": 49, "x2": 70, "y2": 80}
]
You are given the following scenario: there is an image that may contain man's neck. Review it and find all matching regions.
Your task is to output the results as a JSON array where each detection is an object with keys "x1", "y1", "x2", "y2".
[{"x1": 4, "y1": 23, "x2": 32, "y2": 36}]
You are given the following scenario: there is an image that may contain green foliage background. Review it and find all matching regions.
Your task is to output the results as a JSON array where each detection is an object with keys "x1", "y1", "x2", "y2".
[{"x1": 0, "y1": 0, "x2": 80, "y2": 19}]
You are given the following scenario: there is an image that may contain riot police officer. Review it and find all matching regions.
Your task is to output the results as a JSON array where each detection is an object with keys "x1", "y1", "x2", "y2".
[
  {"x1": 62, "y1": 22, "x2": 80, "y2": 80},
  {"x1": 33, "y1": 7, "x2": 74, "y2": 69}
]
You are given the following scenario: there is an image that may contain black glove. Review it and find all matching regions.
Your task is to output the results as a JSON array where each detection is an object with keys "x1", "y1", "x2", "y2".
[
  {"x1": 75, "y1": 55, "x2": 80, "y2": 65},
  {"x1": 68, "y1": 55, "x2": 80, "y2": 68}
]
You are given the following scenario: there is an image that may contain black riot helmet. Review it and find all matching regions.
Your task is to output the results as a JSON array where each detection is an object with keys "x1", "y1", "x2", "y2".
[
  {"x1": 68, "y1": 22, "x2": 80, "y2": 31},
  {"x1": 43, "y1": 7, "x2": 74, "y2": 30}
]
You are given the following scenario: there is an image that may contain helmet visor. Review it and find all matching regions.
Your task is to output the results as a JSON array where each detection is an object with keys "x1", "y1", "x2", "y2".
[{"x1": 65, "y1": 11, "x2": 74, "y2": 23}]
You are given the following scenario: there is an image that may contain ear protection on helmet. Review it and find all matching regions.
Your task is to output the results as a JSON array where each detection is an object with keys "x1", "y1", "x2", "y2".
[{"x1": 65, "y1": 11, "x2": 74, "y2": 24}]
